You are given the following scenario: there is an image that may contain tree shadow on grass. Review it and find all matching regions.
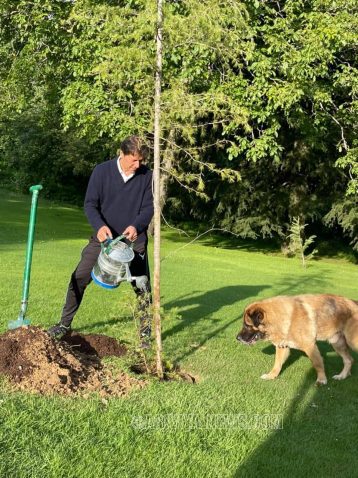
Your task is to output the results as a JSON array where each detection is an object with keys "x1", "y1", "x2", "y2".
[
  {"x1": 164, "y1": 272, "x2": 329, "y2": 362},
  {"x1": 260, "y1": 341, "x2": 342, "y2": 381},
  {"x1": 233, "y1": 272, "x2": 358, "y2": 476},
  {"x1": 75, "y1": 316, "x2": 132, "y2": 333},
  {"x1": 162, "y1": 225, "x2": 358, "y2": 263},
  {"x1": 163, "y1": 284, "x2": 270, "y2": 340},
  {"x1": 261, "y1": 344, "x2": 305, "y2": 373},
  {"x1": 162, "y1": 284, "x2": 269, "y2": 363},
  {"x1": 272, "y1": 273, "x2": 330, "y2": 297},
  {"x1": 234, "y1": 349, "x2": 358, "y2": 477},
  {"x1": 162, "y1": 228, "x2": 280, "y2": 254}
]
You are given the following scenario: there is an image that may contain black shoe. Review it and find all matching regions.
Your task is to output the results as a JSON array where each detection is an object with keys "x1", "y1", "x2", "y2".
[{"x1": 47, "y1": 323, "x2": 71, "y2": 339}]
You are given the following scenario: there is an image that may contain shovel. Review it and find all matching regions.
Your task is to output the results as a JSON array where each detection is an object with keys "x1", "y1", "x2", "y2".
[{"x1": 8, "y1": 185, "x2": 43, "y2": 329}]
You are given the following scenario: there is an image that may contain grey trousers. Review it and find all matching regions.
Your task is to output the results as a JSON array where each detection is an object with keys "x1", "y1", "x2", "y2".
[{"x1": 60, "y1": 236, "x2": 151, "y2": 336}]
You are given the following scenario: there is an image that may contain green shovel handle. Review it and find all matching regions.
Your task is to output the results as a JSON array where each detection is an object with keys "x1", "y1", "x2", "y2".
[
  {"x1": 18, "y1": 184, "x2": 43, "y2": 320},
  {"x1": 29, "y1": 185, "x2": 43, "y2": 193}
]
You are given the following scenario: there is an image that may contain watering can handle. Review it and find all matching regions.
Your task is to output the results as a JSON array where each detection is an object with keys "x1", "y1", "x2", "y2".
[
  {"x1": 101, "y1": 234, "x2": 134, "y2": 254},
  {"x1": 101, "y1": 236, "x2": 115, "y2": 252}
]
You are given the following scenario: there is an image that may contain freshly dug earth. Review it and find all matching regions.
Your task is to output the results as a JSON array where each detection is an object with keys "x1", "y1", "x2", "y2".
[
  {"x1": 0, "y1": 326, "x2": 143, "y2": 396},
  {"x1": 61, "y1": 331, "x2": 127, "y2": 358}
]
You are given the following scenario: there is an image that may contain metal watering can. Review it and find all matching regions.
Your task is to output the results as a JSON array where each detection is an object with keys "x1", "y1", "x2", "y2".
[{"x1": 91, "y1": 235, "x2": 135, "y2": 289}]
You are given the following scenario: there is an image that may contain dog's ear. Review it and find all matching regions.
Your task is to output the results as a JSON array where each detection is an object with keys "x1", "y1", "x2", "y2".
[{"x1": 248, "y1": 307, "x2": 264, "y2": 327}]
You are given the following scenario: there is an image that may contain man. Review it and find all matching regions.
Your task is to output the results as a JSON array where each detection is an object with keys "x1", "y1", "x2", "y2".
[{"x1": 48, "y1": 135, "x2": 154, "y2": 348}]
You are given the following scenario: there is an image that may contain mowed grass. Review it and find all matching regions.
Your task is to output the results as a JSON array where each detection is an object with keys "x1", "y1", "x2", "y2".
[{"x1": 0, "y1": 188, "x2": 358, "y2": 478}]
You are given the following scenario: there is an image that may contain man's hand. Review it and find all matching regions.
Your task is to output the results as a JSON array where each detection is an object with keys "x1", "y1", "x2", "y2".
[
  {"x1": 123, "y1": 225, "x2": 137, "y2": 242},
  {"x1": 97, "y1": 225, "x2": 112, "y2": 242}
]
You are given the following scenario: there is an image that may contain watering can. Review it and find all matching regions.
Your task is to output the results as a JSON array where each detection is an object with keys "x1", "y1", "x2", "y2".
[{"x1": 91, "y1": 235, "x2": 135, "y2": 289}]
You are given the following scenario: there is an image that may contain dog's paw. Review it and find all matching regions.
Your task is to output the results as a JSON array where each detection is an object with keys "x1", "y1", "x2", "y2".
[
  {"x1": 332, "y1": 372, "x2": 350, "y2": 381},
  {"x1": 315, "y1": 377, "x2": 327, "y2": 386},
  {"x1": 260, "y1": 373, "x2": 276, "y2": 380}
]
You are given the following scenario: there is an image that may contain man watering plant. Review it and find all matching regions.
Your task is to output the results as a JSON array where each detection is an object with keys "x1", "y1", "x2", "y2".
[{"x1": 48, "y1": 136, "x2": 154, "y2": 348}]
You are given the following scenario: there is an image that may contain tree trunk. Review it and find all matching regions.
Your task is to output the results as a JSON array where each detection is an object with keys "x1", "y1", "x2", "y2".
[
  {"x1": 153, "y1": 0, "x2": 163, "y2": 378},
  {"x1": 147, "y1": 128, "x2": 174, "y2": 236},
  {"x1": 160, "y1": 128, "x2": 175, "y2": 210}
]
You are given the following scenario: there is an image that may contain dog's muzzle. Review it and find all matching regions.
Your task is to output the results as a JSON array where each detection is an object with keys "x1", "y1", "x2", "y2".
[{"x1": 236, "y1": 331, "x2": 263, "y2": 345}]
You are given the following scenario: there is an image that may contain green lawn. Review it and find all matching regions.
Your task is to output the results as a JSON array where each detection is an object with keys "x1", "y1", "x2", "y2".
[{"x1": 0, "y1": 188, "x2": 358, "y2": 478}]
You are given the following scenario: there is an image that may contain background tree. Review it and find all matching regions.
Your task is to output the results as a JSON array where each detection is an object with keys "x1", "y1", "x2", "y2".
[
  {"x1": 176, "y1": 0, "x2": 358, "y2": 248},
  {"x1": 0, "y1": 0, "x2": 357, "y2": 250}
]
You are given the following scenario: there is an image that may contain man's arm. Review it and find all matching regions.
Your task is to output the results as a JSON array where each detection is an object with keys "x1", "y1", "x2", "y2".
[
  {"x1": 131, "y1": 173, "x2": 154, "y2": 234},
  {"x1": 84, "y1": 166, "x2": 107, "y2": 233}
]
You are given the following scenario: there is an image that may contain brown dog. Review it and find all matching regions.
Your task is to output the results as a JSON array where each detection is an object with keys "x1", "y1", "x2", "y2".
[{"x1": 237, "y1": 294, "x2": 358, "y2": 385}]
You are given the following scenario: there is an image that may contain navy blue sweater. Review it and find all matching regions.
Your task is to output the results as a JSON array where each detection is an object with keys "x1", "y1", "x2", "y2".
[{"x1": 84, "y1": 159, "x2": 153, "y2": 246}]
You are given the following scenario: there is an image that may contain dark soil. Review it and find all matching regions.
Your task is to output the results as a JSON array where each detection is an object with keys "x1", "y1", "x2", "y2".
[
  {"x1": 0, "y1": 326, "x2": 143, "y2": 396},
  {"x1": 61, "y1": 331, "x2": 127, "y2": 358}
]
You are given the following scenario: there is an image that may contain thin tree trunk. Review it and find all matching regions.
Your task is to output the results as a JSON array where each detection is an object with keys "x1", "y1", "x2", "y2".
[
  {"x1": 153, "y1": 0, "x2": 163, "y2": 378},
  {"x1": 147, "y1": 128, "x2": 174, "y2": 237},
  {"x1": 160, "y1": 128, "x2": 175, "y2": 209}
]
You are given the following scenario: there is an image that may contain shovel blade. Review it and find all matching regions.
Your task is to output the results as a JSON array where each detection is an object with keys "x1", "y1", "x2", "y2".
[{"x1": 8, "y1": 318, "x2": 31, "y2": 330}]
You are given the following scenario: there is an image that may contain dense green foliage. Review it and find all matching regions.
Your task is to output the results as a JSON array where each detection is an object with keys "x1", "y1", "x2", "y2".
[{"x1": 0, "y1": 0, "x2": 357, "y2": 248}]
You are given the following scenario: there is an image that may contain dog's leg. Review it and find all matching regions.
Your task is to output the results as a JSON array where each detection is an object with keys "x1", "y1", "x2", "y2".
[
  {"x1": 261, "y1": 346, "x2": 290, "y2": 380},
  {"x1": 302, "y1": 344, "x2": 327, "y2": 385},
  {"x1": 343, "y1": 315, "x2": 358, "y2": 352},
  {"x1": 330, "y1": 335, "x2": 354, "y2": 380}
]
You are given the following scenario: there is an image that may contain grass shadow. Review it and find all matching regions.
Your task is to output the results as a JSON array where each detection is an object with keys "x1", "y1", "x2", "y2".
[
  {"x1": 162, "y1": 223, "x2": 358, "y2": 264},
  {"x1": 261, "y1": 344, "x2": 305, "y2": 374},
  {"x1": 233, "y1": 272, "x2": 358, "y2": 476},
  {"x1": 234, "y1": 350, "x2": 358, "y2": 477},
  {"x1": 260, "y1": 341, "x2": 347, "y2": 380},
  {"x1": 163, "y1": 284, "x2": 270, "y2": 341},
  {"x1": 162, "y1": 227, "x2": 280, "y2": 254},
  {"x1": 76, "y1": 316, "x2": 133, "y2": 333},
  {"x1": 166, "y1": 272, "x2": 330, "y2": 363},
  {"x1": 163, "y1": 285, "x2": 270, "y2": 363}
]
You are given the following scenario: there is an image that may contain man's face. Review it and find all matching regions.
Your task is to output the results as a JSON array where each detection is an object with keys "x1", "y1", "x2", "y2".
[{"x1": 120, "y1": 151, "x2": 143, "y2": 174}]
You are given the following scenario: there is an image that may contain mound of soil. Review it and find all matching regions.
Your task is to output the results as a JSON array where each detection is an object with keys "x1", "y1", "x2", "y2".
[
  {"x1": 61, "y1": 331, "x2": 127, "y2": 358},
  {"x1": 0, "y1": 326, "x2": 143, "y2": 397}
]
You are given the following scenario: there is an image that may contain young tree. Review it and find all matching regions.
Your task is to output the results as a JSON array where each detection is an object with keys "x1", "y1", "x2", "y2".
[
  {"x1": 153, "y1": 0, "x2": 164, "y2": 377},
  {"x1": 287, "y1": 217, "x2": 318, "y2": 268}
]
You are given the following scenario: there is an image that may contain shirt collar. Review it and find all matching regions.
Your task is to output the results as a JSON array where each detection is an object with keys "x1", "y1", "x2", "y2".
[{"x1": 117, "y1": 157, "x2": 134, "y2": 183}]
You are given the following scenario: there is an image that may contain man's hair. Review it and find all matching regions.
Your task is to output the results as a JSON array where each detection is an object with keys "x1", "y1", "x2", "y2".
[{"x1": 119, "y1": 136, "x2": 149, "y2": 160}]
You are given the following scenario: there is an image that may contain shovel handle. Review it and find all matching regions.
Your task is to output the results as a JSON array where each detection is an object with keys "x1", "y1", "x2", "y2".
[
  {"x1": 29, "y1": 185, "x2": 43, "y2": 193},
  {"x1": 19, "y1": 184, "x2": 43, "y2": 320}
]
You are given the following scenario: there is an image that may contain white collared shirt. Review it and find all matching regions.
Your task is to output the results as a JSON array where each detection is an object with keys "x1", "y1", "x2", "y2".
[{"x1": 117, "y1": 157, "x2": 134, "y2": 183}]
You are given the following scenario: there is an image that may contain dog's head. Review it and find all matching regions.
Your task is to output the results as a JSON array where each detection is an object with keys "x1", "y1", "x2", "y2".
[{"x1": 236, "y1": 305, "x2": 266, "y2": 345}]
